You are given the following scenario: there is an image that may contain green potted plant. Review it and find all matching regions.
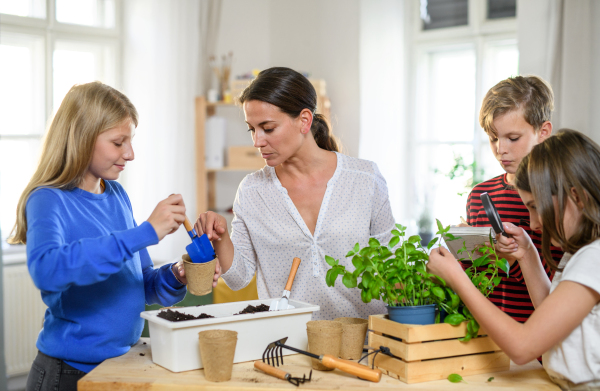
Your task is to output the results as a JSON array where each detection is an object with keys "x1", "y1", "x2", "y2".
[
  {"x1": 437, "y1": 221, "x2": 510, "y2": 341},
  {"x1": 324, "y1": 223, "x2": 449, "y2": 325}
]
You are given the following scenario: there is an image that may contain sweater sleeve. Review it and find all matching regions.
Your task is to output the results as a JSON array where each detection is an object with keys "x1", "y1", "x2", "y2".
[
  {"x1": 26, "y1": 189, "x2": 159, "y2": 293},
  {"x1": 140, "y1": 250, "x2": 186, "y2": 306}
]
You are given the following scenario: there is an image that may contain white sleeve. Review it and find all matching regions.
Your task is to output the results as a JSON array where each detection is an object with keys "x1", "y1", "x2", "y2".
[{"x1": 561, "y1": 243, "x2": 600, "y2": 295}]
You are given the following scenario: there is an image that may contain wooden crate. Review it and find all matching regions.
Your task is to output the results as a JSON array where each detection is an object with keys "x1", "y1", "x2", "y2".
[
  {"x1": 228, "y1": 146, "x2": 264, "y2": 170},
  {"x1": 368, "y1": 314, "x2": 510, "y2": 384}
]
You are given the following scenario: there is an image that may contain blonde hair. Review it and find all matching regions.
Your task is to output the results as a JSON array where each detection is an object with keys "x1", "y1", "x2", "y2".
[
  {"x1": 8, "y1": 82, "x2": 138, "y2": 244},
  {"x1": 479, "y1": 76, "x2": 554, "y2": 138}
]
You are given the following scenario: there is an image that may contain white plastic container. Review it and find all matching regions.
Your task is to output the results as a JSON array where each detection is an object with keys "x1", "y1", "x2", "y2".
[{"x1": 140, "y1": 299, "x2": 320, "y2": 372}]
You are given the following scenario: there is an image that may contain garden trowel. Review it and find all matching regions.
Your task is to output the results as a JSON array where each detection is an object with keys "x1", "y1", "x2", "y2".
[
  {"x1": 183, "y1": 217, "x2": 215, "y2": 263},
  {"x1": 269, "y1": 257, "x2": 301, "y2": 311}
]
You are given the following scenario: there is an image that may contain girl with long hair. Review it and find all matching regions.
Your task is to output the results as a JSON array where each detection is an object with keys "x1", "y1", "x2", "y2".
[
  {"x1": 10, "y1": 82, "x2": 189, "y2": 391},
  {"x1": 429, "y1": 129, "x2": 600, "y2": 389}
]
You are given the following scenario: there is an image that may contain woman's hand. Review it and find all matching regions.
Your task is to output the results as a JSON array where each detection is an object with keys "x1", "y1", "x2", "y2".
[
  {"x1": 495, "y1": 223, "x2": 536, "y2": 262},
  {"x1": 427, "y1": 247, "x2": 465, "y2": 290},
  {"x1": 194, "y1": 211, "x2": 228, "y2": 241},
  {"x1": 147, "y1": 194, "x2": 186, "y2": 241}
]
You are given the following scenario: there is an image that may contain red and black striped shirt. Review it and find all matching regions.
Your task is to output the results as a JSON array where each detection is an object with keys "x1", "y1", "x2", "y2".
[{"x1": 465, "y1": 174, "x2": 563, "y2": 323}]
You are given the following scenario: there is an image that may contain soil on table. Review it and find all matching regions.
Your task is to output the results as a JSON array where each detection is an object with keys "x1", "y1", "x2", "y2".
[
  {"x1": 234, "y1": 304, "x2": 270, "y2": 315},
  {"x1": 157, "y1": 309, "x2": 215, "y2": 322}
]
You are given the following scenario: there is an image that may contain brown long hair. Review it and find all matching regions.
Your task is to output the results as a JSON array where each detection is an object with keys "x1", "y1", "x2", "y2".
[
  {"x1": 9, "y1": 82, "x2": 138, "y2": 244},
  {"x1": 239, "y1": 67, "x2": 339, "y2": 152},
  {"x1": 514, "y1": 129, "x2": 600, "y2": 270}
]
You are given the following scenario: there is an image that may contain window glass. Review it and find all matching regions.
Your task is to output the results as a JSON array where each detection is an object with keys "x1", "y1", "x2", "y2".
[
  {"x1": 0, "y1": 138, "x2": 42, "y2": 241},
  {"x1": 0, "y1": 33, "x2": 45, "y2": 136},
  {"x1": 417, "y1": 48, "x2": 476, "y2": 143},
  {"x1": 0, "y1": 0, "x2": 46, "y2": 18},
  {"x1": 487, "y1": 0, "x2": 516, "y2": 19},
  {"x1": 55, "y1": 0, "x2": 115, "y2": 28},
  {"x1": 53, "y1": 40, "x2": 116, "y2": 112},
  {"x1": 421, "y1": 0, "x2": 469, "y2": 31}
]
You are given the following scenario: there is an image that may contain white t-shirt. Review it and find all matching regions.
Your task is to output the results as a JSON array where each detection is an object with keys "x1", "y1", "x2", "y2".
[
  {"x1": 221, "y1": 152, "x2": 395, "y2": 320},
  {"x1": 543, "y1": 240, "x2": 600, "y2": 384}
]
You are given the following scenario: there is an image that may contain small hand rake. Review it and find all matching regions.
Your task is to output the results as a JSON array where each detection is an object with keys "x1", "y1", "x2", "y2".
[
  {"x1": 253, "y1": 361, "x2": 311, "y2": 387},
  {"x1": 261, "y1": 337, "x2": 382, "y2": 383}
]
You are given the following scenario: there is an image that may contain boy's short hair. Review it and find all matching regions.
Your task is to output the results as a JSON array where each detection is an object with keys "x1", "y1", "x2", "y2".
[{"x1": 479, "y1": 75, "x2": 554, "y2": 138}]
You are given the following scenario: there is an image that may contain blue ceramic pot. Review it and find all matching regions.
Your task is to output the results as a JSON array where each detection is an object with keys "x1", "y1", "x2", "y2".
[{"x1": 386, "y1": 304, "x2": 436, "y2": 325}]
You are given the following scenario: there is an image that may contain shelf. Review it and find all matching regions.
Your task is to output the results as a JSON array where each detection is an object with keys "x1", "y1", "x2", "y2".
[
  {"x1": 206, "y1": 167, "x2": 261, "y2": 173},
  {"x1": 206, "y1": 101, "x2": 237, "y2": 107}
]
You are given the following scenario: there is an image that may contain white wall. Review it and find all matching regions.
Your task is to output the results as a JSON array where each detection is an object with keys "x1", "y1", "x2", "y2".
[{"x1": 122, "y1": 0, "x2": 200, "y2": 263}]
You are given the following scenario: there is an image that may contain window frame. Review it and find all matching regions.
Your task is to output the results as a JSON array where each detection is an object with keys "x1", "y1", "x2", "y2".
[
  {"x1": 406, "y1": 0, "x2": 517, "y2": 224},
  {"x1": 0, "y1": 0, "x2": 123, "y2": 248}
]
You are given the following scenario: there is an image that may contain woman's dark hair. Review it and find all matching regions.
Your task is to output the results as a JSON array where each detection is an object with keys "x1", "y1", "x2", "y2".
[
  {"x1": 239, "y1": 67, "x2": 339, "y2": 152},
  {"x1": 515, "y1": 129, "x2": 600, "y2": 270}
]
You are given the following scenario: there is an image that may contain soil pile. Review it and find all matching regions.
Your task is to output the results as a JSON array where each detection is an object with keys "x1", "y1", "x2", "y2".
[{"x1": 157, "y1": 309, "x2": 215, "y2": 322}]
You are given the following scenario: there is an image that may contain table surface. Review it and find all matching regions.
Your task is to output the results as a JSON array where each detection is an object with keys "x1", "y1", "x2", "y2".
[{"x1": 78, "y1": 338, "x2": 560, "y2": 390}]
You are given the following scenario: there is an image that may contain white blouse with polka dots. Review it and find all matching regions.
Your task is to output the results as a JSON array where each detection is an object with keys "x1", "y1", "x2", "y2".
[{"x1": 221, "y1": 152, "x2": 396, "y2": 320}]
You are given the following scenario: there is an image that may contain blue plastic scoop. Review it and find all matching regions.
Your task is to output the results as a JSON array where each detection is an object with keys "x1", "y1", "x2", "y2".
[{"x1": 183, "y1": 217, "x2": 215, "y2": 263}]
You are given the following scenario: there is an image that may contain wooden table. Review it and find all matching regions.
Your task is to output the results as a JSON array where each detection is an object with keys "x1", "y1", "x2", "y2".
[{"x1": 78, "y1": 338, "x2": 560, "y2": 390}]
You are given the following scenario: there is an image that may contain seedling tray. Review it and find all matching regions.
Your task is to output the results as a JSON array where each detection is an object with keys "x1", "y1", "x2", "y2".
[
  {"x1": 368, "y1": 314, "x2": 510, "y2": 383},
  {"x1": 141, "y1": 298, "x2": 319, "y2": 372}
]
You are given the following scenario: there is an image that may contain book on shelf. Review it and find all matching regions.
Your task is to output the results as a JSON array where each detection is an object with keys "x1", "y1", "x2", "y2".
[{"x1": 444, "y1": 226, "x2": 494, "y2": 259}]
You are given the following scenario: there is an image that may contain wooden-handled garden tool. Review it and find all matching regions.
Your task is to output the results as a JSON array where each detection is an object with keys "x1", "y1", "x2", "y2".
[
  {"x1": 269, "y1": 257, "x2": 301, "y2": 311},
  {"x1": 253, "y1": 361, "x2": 312, "y2": 387},
  {"x1": 183, "y1": 217, "x2": 215, "y2": 263},
  {"x1": 262, "y1": 337, "x2": 382, "y2": 383}
]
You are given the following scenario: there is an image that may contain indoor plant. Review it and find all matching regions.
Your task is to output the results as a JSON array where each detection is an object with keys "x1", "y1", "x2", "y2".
[
  {"x1": 438, "y1": 220, "x2": 510, "y2": 341},
  {"x1": 324, "y1": 223, "x2": 450, "y2": 325}
]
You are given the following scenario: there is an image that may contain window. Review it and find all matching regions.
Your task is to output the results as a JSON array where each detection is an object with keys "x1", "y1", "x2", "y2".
[
  {"x1": 0, "y1": 0, "x2": 120, "y2": 247},
  {"x1": 409, "y1": 0, "x2": 518, "y2": 229}
]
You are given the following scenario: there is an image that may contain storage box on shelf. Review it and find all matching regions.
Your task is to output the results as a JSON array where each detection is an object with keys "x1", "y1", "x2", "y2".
[
  {"x1": 141, "y1": 298, "x2": 320, "y2": 372},
  {"x1": 228, "y1": 146, "x2": 265, "y2": 170},
  {"x1": 368, "y1": 314, "x2": 510, "y2": 384}
]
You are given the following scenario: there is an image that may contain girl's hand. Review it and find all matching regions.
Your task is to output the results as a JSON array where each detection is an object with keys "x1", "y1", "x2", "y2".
[
  {"x1": 171, "y1": 260, "x2": 187, "y2": 285},
  {"x1": 147, "y1": 194, "x2": 186, "y2": 241},
  {"x1": 194, "y1": 211, "x2": 228, "y2": 242},
  {"x1": 495, "y1": 223, "x2": 535, "y2": 261},
  {"x1": 212, "y1": 259, "x2": 222, "y2": 288},
  {"x1": 427, "y1": 247, "x2": 465, "y2": 290}
]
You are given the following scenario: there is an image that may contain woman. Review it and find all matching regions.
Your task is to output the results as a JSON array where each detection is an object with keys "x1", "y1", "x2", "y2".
[{"x1": 196, "y1": 67, "x2": 395, "y2": 320}]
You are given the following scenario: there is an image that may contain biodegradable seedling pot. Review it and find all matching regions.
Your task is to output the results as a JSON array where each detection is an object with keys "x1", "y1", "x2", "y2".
[
  {"x1": 198, "y1": 329, "x2": 238, "y2": 382},
  {"x1": 182, "y1": 254, "x2": 216, "y2": 296},
  {"x1": 334, "y1": 317, "x2": 368, "y2": 360},
  {"x1": 306, "y1": 320, "x2": 342, "y2": 370}
]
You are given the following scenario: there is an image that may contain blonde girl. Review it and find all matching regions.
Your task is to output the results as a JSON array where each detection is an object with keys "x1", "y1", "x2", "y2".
[
  {"x1": 428, "y1": 129, "x2": 600, "y2": 389},
  {"x1": 10, "y1": 82, "x2": 188, "y2": 391}
]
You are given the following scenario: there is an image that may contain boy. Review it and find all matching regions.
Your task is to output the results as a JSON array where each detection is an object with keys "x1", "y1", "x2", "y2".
[{"x1": 466, "y1": 76, "x2": 563, "y2": 323}]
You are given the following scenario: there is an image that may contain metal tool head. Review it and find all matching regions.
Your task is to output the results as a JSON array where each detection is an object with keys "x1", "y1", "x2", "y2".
[
  {"x1": 262, "y1": 337, "x2": 288, "y2": 367},
  {"x1": 288, "y1": 370, "x2": 312, "y2": 387}
]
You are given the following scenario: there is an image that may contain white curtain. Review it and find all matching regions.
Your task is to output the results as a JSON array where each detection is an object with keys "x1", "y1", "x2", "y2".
[
  {"x1": 198, "y1": 0, "x2": 222, "y2": 96},
  {"x1": 518, "y1": 0, "x2": 600, "y2": 141},
  {"x1": 122, "y1": 0, "x2": 200, "y2": 264}
]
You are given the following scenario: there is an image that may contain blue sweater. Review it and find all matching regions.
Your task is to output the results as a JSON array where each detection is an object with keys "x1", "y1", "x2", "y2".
[{"x1": 26, "y1": 180, "x2": 186, "y2": 372}]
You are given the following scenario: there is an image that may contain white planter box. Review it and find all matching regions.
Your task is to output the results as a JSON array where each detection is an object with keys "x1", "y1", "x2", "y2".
[{"x1": 140, "y1": 299, "x2": 320, "y2": 372}]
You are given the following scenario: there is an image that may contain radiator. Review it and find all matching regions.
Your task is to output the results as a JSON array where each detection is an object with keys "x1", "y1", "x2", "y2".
[{"x1": 3, "y1": 263, "x2": 47, "y2": 376}]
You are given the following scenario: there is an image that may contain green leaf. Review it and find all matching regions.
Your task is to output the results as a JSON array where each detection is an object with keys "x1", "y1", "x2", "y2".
[
  {"x1": 436, "y1": 219, "x2": 444, "y2": 233},
  {"x1": 469, "y1": 318, "x2": 480, "y2": 335},
  {"x1": 353, "y1": 243, "x2": 360, "y2": 253},
  {"x1": 342, "y1": 273, "x2": 358, "y2": 288},
  {"x1": 369, "y1": 237, "x2": 381, "y2": 248},
  {"x1": 362, "y1": 272, "x2": 373, "y2": 289},
  {"x1": 395, "y1": 223, "x2": 407, "y2": 231},
  {"x1": 495, "y1": 258, "x2": 510, "y2": 276},
  {"x1": 389, "y1": 235, "x2": 400, "y2": 248},
  {"x1": 472, "y1": 255, "x2": 488, "y2": 268},
  {"x1": 487, "y1": 377, "x2": 494, "y2": 382},
  {"x1": 492, "y1": 276, "x2": 502, "y2": 286},
  {"x1": 408, "y1": 235, "x2": 421, "y2": 244},
  {"x1": 427, "y1": 237, "x2": 439, "y2": 250},
  {"x1": 325, "y1": 269, "x2": 336, "y2": 287},
  {"x1": 345, "y1": 250, "x2": 355, "y2": 257},
  {"x1": 325, "y1": 255, "x2": 337, "y2": 267},
  {"x1": 444, "y1": 233, "x2": 460, "y2": 242},
  {"x1": 431, "y1": 286, "x2": 445, "y2": 300},
  {"x1": 351, "y1": 255, "x2": 362, "y2": 269},
  {"x1": 459, "y1": 333, "x2": 472, "y2": 342},
  {"x1": 450, "y1": 292, "x2": 460, "y2": 309},
  {"x1": 391, "y1": 229, "x2": 400, "y2": 236},
  {"x1": 447, "y1": 374, "x2": 464, "y2": 383},
  {"x1": 444, "y1": 313, "x2": 466, "y2": 326}
]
